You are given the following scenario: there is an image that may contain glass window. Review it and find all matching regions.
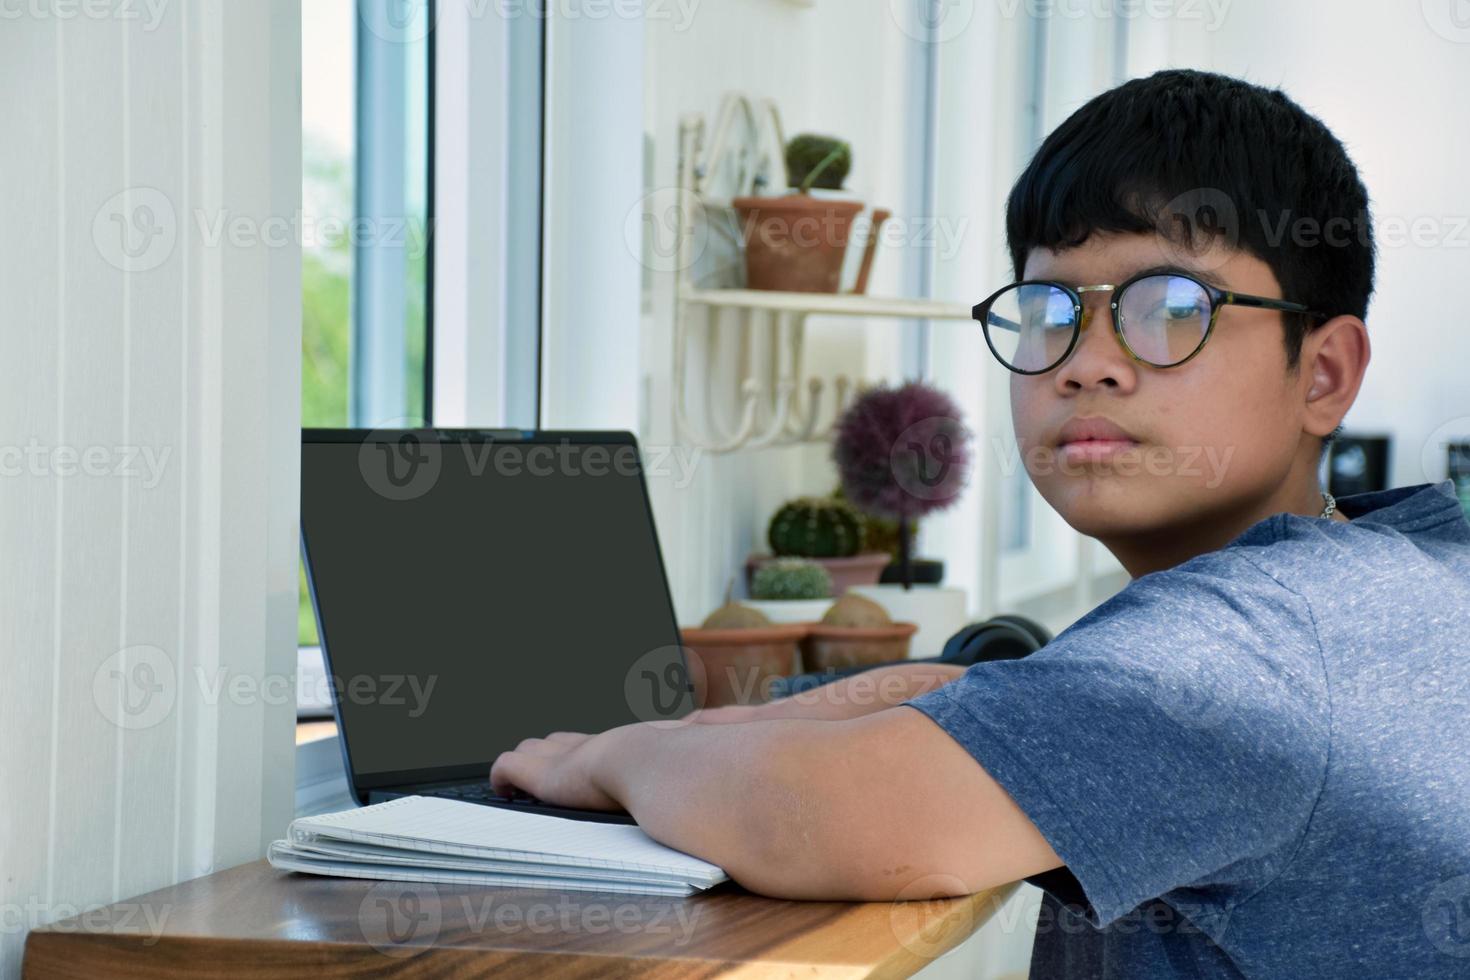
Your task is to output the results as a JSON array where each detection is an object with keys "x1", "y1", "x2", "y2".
[{"x1": 300, "y1": 0, "x2": 432, "y2": 644}]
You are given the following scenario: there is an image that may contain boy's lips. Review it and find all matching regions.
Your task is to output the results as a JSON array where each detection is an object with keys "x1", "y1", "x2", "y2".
[
  {"x1": 1059, "y1": 440, "x2": 1138, "y2": 464},
  {"x1": 1053, "y1": 416, "x2": 1141, "y2": 448}
]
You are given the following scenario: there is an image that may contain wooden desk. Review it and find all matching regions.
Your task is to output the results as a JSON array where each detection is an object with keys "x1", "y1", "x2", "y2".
[{"x1": 24, "y1": 860, "x2": 1016, "y2": 978}]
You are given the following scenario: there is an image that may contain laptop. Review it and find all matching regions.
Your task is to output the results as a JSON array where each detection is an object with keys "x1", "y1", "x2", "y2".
[{"x1": 300, "y1": 428, "x2": 696, "y2": 825}]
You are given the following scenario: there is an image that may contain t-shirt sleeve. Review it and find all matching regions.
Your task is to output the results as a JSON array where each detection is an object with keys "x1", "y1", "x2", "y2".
[{"x1": 902, "y1": 552, "x2": 1331, "y2": 927}]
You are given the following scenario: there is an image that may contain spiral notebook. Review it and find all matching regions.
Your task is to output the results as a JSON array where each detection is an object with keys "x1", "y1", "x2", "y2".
[{"x1": 267, "y1": 796, "x2": 729, "y2": 897}]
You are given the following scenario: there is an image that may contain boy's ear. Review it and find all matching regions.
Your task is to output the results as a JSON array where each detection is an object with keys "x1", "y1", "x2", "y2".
[{"x1": 1301, "y1": 315, "x2": 1370, "y2": 439}]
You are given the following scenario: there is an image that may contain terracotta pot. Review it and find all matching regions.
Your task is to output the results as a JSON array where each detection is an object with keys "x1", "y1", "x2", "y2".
[
  {"x1": 732, "y1": 195, "x2": 864, "y2": 293},
  {"x1": 679, "y1": 624, "x2": 807, "y2": 707},
  {"x1": 851, "y1": 207, "x2": 891, "y2": 295},
  {"x1": 799, "y1": 622, "x2": 918, "y2": 673},
  {"x1": 744, "y1": 552, "x2": 891, "y2": 597}
]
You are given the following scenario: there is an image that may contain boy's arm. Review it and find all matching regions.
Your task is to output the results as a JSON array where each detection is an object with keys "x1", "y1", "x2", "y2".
[
  {"x1": 489, "y1": 702, "x2": 1062, "y2": 901},
  {"x1": 689, "y1": 661, "x2": 968, "y2": 724}
]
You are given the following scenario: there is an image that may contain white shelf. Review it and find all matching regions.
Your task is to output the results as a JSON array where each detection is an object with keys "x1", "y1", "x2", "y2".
[
  {"x1": 669, "y1": 97, "x2": 975, "y2": 453},
  {"x1": 681, "y1": 287, "x2": 973, "y2": 321}
]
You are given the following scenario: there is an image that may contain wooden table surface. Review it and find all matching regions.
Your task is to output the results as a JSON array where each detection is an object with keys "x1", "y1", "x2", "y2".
[
  {"x1": 295, "y1": 718, "x2": 337, "y2": 745},
  {"x1": 24, "y1": 860, "x2": 1017, "y2": 979}
]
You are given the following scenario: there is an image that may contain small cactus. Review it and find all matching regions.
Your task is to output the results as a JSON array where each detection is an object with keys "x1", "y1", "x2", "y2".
[
  {"x1": 834, "y1": 484, "x2": 904, "y2": 559},
  {"x1": 701, "y1": 602, "x2": 773, "y2": 630},
  {"x1": 767, "y1": 496, "x2": 866, "y2": 558},
  {"x1": 821, "y1": 593, "x2": 892, "y2": 628},
  {"x1": 751, "y1": 558, "x2": 832, "y2": 601},
  {"x1": 786, "y1": 134, "x2": 851, "y2": 192}
]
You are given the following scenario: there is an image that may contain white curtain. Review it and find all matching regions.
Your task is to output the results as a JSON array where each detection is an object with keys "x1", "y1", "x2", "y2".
[{"x1": 0, "y1": 2, "x2": 300, "y2": 974}]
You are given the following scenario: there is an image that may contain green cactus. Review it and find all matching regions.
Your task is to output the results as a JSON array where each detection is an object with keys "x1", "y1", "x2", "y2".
[
  {"x1": 701, "y1": 602, "x2": 773, "y2": 630},
  {"x1": 785, "y1": 134, "x2": 851, "y2": 192},
  {"x1": 833, "y1": 484, "x2": 905, "y2": 559},
  {"x1": 751, "y1": 558, "x2": 833, "y2": 601},
  {"x1": 767, "y1": 496, "x2": 866, "y2": 558}
]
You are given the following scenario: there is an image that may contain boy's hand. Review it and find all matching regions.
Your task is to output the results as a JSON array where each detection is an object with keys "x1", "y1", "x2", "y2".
[{"x1": 489, "y1": 730, "x2": 622, "y2": 811}]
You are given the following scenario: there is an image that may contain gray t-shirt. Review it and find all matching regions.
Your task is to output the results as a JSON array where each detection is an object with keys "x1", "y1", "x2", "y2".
[{"x1": 903, "y1": 480, "x2": 1470, "y2": 978}]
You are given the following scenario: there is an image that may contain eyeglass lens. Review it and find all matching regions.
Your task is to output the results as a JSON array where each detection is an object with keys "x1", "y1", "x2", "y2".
[{"x1": 982, "y1": 275, "x2": 1213, "y2": 372}]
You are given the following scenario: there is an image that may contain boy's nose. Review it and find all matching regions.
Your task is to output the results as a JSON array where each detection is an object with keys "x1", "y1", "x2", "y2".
[{"x1": 1053, "y1": 297, "x2": 1136, "y2": 391}]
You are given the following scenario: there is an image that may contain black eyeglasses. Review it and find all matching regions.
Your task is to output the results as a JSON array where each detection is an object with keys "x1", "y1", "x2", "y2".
[{"x1": 973, "y1": 270, "x2": 1331, "y2": 375}]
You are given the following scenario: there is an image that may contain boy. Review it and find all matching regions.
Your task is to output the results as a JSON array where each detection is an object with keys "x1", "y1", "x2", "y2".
[{"x1": 491, "y1": 70, "x2": 1470, "y2": 976}]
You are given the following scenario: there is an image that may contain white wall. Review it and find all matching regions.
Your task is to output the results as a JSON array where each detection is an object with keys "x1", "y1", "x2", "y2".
[
  {"x1": 526, "y1": 0, "x2": 1470, "y2": 634},
  {"x1": 0, "y1": 2, "x2": 300, "y2": 973},
  {"x1": 629, "y1": 1, "x2": 940, "y2": 625},
  {"x1": 463, "y1": 1, "x2": 1125, "y2": 632},
  {"x1": 1129, "y1": 0, "x2": 1470, "y2": 489}
]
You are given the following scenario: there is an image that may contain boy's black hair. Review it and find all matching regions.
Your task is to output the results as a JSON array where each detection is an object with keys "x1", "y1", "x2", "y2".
[{"x1": 1004, "y1": 69, "x2": 1376, "y2": 379}]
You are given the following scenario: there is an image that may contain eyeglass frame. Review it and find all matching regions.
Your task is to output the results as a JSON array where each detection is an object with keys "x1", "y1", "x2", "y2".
[{"x1": 972, "y1": 268, "x2": 1332, "y2": 376}]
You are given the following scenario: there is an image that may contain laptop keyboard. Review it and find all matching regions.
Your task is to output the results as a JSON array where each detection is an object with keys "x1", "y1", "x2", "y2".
[
  {"x1": 413, "y1": 782, "x2": 637, "y2": 825},
  {"x1": 426, "y1": 782, "x2": 541, "y2": 806}
]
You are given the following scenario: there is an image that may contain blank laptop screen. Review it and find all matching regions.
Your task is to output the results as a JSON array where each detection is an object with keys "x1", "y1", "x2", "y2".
[{"x1": 301, "y1": 432, "x2": 691, "y2": 786}]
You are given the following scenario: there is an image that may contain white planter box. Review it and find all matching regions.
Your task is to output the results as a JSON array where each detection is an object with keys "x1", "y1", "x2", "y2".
[{"x1": 741, "y1": 597, "x2": 834, "y2": 625}]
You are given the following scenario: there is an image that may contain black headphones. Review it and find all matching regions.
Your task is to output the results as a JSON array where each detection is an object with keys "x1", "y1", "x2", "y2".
[{"x1": 934, "y1": 613, "x2": 1053, "y2": 667}]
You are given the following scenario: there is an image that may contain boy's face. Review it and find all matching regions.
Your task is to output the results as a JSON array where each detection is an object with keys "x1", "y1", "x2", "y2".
[{"x1": 1013, "y1": 231, "x2": 1312, "y2": 540}]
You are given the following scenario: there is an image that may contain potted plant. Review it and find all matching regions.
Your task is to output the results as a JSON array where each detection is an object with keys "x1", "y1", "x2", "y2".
[
  {"x1": 679, "y1": 602, "x2": 806, "y2": 708},
  {"x1": 732, "y1": 133, "x2": 867, "y2": 293},
  {"x1": 833, "y1": 485, "x2": 946, "y2": 585},
  {"x1": 743, "y1": 558, "x2": 835, "y2": 624},
  {"x1": 831, "y1": 381, "x2": 974, "y2": 658},
  {"x1": 744, "y1": 495, "x2": 890, "y2": 596},
  {"x1": 799, "y1": 593, "x2": 917, "y2": 672},
  {"x1": 833, "y1": 381, "x2": 972, "y2": 588}
]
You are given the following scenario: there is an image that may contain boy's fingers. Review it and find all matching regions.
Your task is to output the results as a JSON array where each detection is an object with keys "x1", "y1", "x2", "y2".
[{"x1": 489, "y1": 752, "x2": 537, "y2": 796}]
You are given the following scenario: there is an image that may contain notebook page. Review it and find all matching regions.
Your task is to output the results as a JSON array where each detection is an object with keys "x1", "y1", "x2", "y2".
[
  {"x1": 268, "y1": 842, "x2": 699, "y2": 897},
  {"x1": 291, "y1": 797, "x2": 726, "y2": 883},
  {"x1": 286, "y1": 839, "x2": 710, "y2": 886}
]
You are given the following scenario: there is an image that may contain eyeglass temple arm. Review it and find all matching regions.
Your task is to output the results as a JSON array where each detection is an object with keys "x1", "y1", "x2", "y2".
[
  {"x1": 972, "y1": 302, "x2": 1023, "y2": 331},
  {"x1": 1221, "y1": 290, "x2": 1328, "y2": 320}
]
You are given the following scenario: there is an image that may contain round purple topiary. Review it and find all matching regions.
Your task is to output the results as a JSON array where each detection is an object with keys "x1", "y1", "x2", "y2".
[{"x1": 831, "y1": 382, "x2": 973, "y2": 588}]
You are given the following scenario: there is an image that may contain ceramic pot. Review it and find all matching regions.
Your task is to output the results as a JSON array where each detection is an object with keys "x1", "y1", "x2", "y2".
[
  {"x1": 744, "y1": 552, "x2": 891, "y2": 597},
  {"x1": 799, "y1": 621, "x2": 918, "y2": 672},
  {"x1": 679, "y1": 624, "x2": 807, "y2": 707},
  {"x1": 731, "y1": 195, "x2": 864, "y2": 293}
]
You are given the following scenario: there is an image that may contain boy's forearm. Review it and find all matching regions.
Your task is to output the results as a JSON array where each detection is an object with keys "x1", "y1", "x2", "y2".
[
  {"x1": 588, "y1": 699, "x2": 976, "y2": 900},
  {"x1": 587, "y1": 717, "x2": 806, "y2": 891},
  {"x1": 586, "y1": 663, "x2": 966, "y2": 890}
]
